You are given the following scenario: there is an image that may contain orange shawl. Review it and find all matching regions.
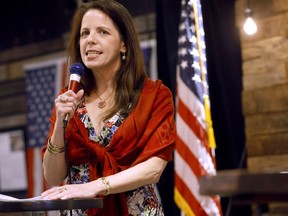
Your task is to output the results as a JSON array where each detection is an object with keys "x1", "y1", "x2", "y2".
[{"x1": 43, "y1": 78, "x2": 176, "y2": 215}]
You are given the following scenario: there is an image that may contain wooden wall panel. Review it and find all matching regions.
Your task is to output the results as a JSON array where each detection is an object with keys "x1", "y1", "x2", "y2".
[
  {"x1": 246, "y1": 133, "x2": 288, "y2": 156},
  {"x1": 0, "y1": 79, "x2": 25, "y2": 97},
  {"x1": 242, "y1": 36, "x2": 288, "y2": 66},
  {"x1": 242, "y1": 84, "x2": 288, "y2": 115},
  {"x1": 236, "y1": 0, "x2": 288, "y2": 24},
  {"x1": 0, "y1": 114, "x2": 26, "y2": 130},
  {"x1": 241, "y1": 35, "x2": 286, "y2": 61},
  {"x1": 269, "y1": 203, "x2": 288, "y2": 216},
  {"x1": 236, "y1": 0, "x2": 288, "y2": 43},
  {"x1": 242, "y1": 68, "x2": 288, "y2": 91},
  {"x1": 247, "y1": 154, "x2": 288, "y2": 172},
  {"x1": 0, "y1": 38, "x2": 65, "y2": 64},
  {"x1": 236, "y1": 0, "x2": 288, "y2": 213},
  {"x1": 241, "y1": 35, "x2": 288, "y2": 90},
  {"x1": 245, "y1": 111, "x2": 288, "y2": 136},
  {"x1": 0, "y1": 95, "x2": 26, "y2": 117},
  {"x1": 0, "y1": 79, "x2": 26, "y2": 129}
]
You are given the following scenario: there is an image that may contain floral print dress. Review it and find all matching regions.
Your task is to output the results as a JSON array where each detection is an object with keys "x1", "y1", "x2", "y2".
[{"x1": 61, "y1": 99, "x2": 164, "y2": 216}]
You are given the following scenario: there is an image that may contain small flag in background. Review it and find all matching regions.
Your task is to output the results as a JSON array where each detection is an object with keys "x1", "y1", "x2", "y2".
[
  {"x1": 25, "y1": 58, "x2": 66, "y2": 197},
  {"x1": 174, "y1": 0, "x2": 222, "y2": 215}
]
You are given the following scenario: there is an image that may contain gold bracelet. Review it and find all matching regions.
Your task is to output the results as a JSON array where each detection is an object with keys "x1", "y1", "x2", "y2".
[
  {"x1": 47, "y1": 138, "x2": 65, "y2": 155},
  {"x1": 100, "y1": 177, "x2": 111, "y2": 195}
]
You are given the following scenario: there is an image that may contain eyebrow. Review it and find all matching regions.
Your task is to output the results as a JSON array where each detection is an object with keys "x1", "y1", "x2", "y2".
[{"x1": 80, "y1": 26, "x2": 113, "y2": 32}]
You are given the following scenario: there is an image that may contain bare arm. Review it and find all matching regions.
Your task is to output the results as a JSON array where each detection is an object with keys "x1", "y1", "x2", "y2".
[
  {"x1": 41, "y1": 156, "x2": 168, "y2": 199},
  {"x1": 105, "y1": 156, "x2": 167, "y2": 193},
  {"x1": 42, "y1": 123, "x2": 67, "y2": 185},
  {"x1": 42, "y1": 89, "x2": 84, "y2": 186}
]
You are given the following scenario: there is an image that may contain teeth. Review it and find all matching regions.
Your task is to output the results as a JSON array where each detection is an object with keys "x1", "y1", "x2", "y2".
[{"x1": 86, "y1": 51, "x2": 101, "y2": 55}]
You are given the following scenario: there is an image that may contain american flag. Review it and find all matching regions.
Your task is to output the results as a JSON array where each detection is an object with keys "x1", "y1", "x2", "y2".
[
  {"x1": 174, "y1": 0, "x2": 222, "y2": 215},
  {"x1": 25, "y1": 58, "x2": 66, "y2": 197}
]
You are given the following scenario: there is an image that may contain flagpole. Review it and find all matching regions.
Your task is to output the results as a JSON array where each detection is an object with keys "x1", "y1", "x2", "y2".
[
  {"x1": 191, "y1": 0, "x2": 216, "y2": 150},
  {"x1": 191, "y1": 1, "x2": 223, "y2": 214}
]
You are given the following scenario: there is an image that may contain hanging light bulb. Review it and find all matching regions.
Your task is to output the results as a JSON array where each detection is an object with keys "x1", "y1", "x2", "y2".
[{"x1": 243, "y1": 8, "x2": 257, "y2": 35}]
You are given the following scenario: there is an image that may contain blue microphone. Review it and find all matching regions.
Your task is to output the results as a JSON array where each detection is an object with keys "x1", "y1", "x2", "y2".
[
  {"x1": 67, "y1": 63, "x2": 85, "y2": 93},
  {"x1": 63, "y1": 63, "x2": 85, "y2": 126}
]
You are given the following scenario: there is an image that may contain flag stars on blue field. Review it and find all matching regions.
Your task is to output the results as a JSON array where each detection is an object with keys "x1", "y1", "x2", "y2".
[
  {"x1": 178, "y1": 34, "x2": 186, "y2": 44},
  {"x1": 25, "y1": 65, "x2": 57, "y2": 148},
  {"x1": 192, "y1": 73, "x2": 201, "y2": 83},
  {"x1": 180, "y1": 60, "x2": 188, "y2": 70},
  {"x1": 190, "y1": 47, "x2": 199, "y2": 56},
  {"x1": 188, "y1": 35, "x2": 197, "y2": 44},
  {"x1": 179, "y1": 48, "x2": 187, "y2": 57}
]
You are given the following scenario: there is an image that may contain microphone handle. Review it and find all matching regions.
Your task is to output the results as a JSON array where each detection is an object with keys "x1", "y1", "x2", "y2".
[
  {"x1": 63, "y1": 73, "x2": 81, "y2": 128},
  {"x1": 69, "y1": 80, "x2": 79, "y2": 93},
  {"x1": 63, "y1": 114, "x2": 69, "y2": 128},
  {"x1": 64, "y1": 113, "x2": 69, "y2": 121},
  {"x1": 68, "y1": 74, "x2": 81, "y2": 93}
]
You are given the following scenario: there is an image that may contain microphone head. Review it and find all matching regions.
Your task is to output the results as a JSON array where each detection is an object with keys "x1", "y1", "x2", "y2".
[{"x1": 69, "y1": 63, "x2": 85, "y2": 76}]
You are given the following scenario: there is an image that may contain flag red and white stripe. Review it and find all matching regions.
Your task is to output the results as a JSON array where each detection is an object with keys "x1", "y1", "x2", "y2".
[{"x1": 174, "y1": 0, "x2": 222, "y2": 215}]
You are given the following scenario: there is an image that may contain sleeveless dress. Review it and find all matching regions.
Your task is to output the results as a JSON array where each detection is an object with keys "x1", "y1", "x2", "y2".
[{"x1": 60, "y1": 99, "x2": 164, "y2": 216}]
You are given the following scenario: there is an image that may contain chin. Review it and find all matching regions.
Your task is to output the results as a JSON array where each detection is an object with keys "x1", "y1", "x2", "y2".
[{"x1": 84, "y1": 62, "x2": 97, "y2": 69}]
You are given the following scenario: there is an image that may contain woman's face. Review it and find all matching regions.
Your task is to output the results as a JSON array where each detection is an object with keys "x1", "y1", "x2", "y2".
[{"x1": 79, "y1": 9, "x2": 126, "y2": 73}]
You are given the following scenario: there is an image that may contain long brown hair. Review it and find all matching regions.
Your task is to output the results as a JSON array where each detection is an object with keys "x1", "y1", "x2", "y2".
[{"x1": 67, "y1": 0, "x2": 147, "y2": 119}]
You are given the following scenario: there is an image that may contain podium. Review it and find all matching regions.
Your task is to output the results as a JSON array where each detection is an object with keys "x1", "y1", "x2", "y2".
[
  {"x1": 199, "y1": 169, "x2": 288, "y2": 205},
  {"x1": 0, "y1": 198, "x2": 103, "y2": 213}
]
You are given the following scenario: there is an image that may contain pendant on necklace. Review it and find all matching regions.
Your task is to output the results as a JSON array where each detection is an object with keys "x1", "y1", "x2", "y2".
[{"x1": 98, "y1": 101, "x2": 107, "y2": 109}]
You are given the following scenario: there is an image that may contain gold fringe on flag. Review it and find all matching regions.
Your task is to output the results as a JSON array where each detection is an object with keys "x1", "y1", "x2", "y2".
[
  {"x1": 193, "y1": 1, "x2": 216, "y2": 149},
  {"x1": 204, "y1": 95, "x2": 216, "y2": 149}
]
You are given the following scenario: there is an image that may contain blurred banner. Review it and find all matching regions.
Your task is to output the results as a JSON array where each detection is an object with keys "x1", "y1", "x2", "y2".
[
  {"x1": 0, "y1": 130, "x2": 27, "y2": 192},
  {"x1": 141, "y1": 38, "x2": 157, "y2": 81}
]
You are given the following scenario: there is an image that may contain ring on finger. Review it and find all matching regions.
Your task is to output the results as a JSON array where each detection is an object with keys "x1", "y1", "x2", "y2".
[
  {"x1": 59, "y1": 95, "x2": 69, "y2": 102},
  {"x1": 58, "y1": 187, "x2": 67, "y2": 193}
]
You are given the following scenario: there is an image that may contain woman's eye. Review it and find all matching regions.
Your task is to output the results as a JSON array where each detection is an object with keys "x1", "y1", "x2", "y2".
[
  {"x1": 100, "y1": 30, "x2": 108, "y2": 35},
  {"x1": 80, "y1": 31, "x2": 89, "y2": 37}
]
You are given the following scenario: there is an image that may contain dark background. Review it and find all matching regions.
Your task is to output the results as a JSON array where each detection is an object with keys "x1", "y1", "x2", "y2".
[
  {"x1": 0, "y1": 0, "x2": 154, "y2": 51},
  {"x1": 0, "y1": 0, "x2": 250, "y2": 215}
]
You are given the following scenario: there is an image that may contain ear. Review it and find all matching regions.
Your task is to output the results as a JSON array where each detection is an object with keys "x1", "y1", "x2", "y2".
[{"x1": 120, "y1": 42, "x2": 126, "y2": 53}]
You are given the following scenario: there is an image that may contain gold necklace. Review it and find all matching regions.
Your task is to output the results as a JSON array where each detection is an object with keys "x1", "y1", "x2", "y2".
[{"x1": 95, "y1": 91, "x2": 113, "y2": 109}]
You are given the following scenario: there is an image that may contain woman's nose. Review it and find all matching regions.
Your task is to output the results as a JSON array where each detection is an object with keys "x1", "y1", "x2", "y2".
[
  {"x1": 87, "y1": 33, "x2": 98, "y2": 45},
  {"x1": 87, "y1": 40, "x2": 95, "y2": 45}
]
